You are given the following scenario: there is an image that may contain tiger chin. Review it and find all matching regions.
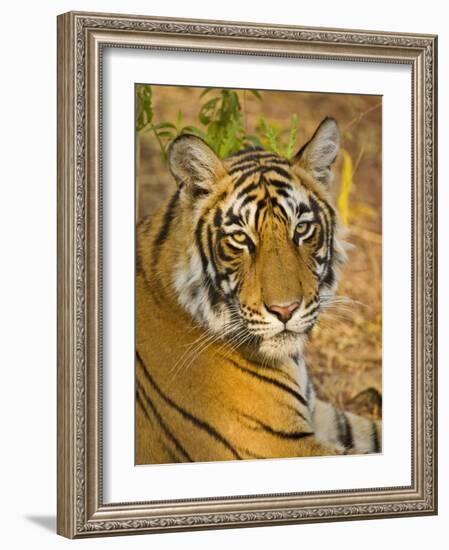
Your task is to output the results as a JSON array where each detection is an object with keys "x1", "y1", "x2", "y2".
[{"x1": 136, "y1": 117, "x2": 381, "y2": 465}]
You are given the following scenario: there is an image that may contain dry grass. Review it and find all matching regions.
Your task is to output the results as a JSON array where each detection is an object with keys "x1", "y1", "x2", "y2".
[{"x1": 136, "y1": 86, "x2": 382, "y2": 421}]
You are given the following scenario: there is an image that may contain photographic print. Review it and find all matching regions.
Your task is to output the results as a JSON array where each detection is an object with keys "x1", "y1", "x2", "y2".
[
  {"x1": 57, "y1": 12, "x2": 436, "y2": 537},
  {"x1": 135, "y1": 85, "x2": 382, "y2": 465}
]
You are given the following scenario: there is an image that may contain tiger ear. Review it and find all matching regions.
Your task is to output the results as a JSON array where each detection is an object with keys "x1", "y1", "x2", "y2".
[
  {"x1": 167, "y1": 134, "x2": 226, "y2": 194},
  {"x1": 292, "y1": 117, "x2": 340, "y2": 186}
]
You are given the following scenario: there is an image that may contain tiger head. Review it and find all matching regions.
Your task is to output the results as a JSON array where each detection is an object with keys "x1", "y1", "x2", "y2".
[{"x1": 167, "y1": 118, "x2": 346, "y2": 362}]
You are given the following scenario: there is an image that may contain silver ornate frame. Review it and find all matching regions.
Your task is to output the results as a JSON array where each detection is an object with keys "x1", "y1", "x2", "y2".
[{"x1": 57, "y1": 11, "x2": 438, "y2": 538}]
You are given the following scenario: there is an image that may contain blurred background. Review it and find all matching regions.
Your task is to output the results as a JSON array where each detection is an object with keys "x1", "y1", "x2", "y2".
[{"x1": 136, "y1": 85, "x2": 382, "y2": 421}]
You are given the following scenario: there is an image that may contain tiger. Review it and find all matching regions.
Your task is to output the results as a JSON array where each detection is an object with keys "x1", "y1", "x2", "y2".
[{"x1": 136, "y1": 117, "x2": 381, "y2": 464}]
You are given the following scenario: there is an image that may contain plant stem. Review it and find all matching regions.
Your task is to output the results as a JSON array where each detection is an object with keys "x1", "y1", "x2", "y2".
[
  {"x1": 344, "y1": 102, "x2": 382, "y2": 132},
  {"x1": 148, "y1": 123, "x2": 167, "y2": 161},
  {"x1": 242, "y1": 90, "x2": 248, "y2": 133}
]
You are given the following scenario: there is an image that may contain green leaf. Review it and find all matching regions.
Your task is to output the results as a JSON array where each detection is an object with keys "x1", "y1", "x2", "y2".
[
  {"x1": 136, "y1": 85, "x2": 153, "y2": 131},
  {"x1": 176, "y1": 110, "x2": 184, "y2": 129},
  {"x1": 156, "y1": 130, "x2": 176, "y2": 139},
  {"x1": 199, "y1": 97, "x2": 219, "y2": 124},
  {"x1": 200, "y1": 87, "x2": 214, "y2": 98},
  {"x1": 152, "y1": 122, "x2": 177, "y2": 130},
  {"x1": 136, "y1": 83, "x2": 306, "y2": 166},
  {"x1": 259, "y1": 116, "x2": 281, "y2": 156},
  {"x1": 285, "y1": 114, "x2": 299, "y2": 159},
  {"x1": 181, "y1": 125, "x2": 207, "y2": 138},
  {"x1": 219, "y1": 118, "x2": 244, "y2": 157},
  {"x1": 246, "y1": 134, "x2": 263, "y2": 147},
  {"x1": 249, "y1": 89, "x2": 262, "y2": 100}
]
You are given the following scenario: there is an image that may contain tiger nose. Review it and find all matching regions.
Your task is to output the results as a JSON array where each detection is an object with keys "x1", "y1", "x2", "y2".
[{"x1": 266, "y1": 302, "x2": 301, "y2": 323}]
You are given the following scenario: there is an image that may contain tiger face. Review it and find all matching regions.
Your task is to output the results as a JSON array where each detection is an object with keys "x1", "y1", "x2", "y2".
[{"x1": 168, "y1": 118, "x2": 346, "y2": 362}]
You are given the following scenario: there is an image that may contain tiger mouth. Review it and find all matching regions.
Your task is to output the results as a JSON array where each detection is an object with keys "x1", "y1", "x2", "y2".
[
  {"x1": 230, "y1": 310, "x2": 317, "y2": 346},
  {"x1": 272, "y1": 329, "x2": 304, "y2": 339},
  {"x1": 257, "y1": 328, "x2": 307, "y2": 343},
  {"x1": 264, "y1": 325, "x2": 315, "y2": 341},
  {"x1": 239, "y1": 324, "x2": 313, "y2": 341}
]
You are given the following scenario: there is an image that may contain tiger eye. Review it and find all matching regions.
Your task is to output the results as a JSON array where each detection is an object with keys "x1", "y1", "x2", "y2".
[
  {"x1": 231, "y1": 231, "x2": 248, "y2": 244},
  {"x1": 295, "y1": 222, "x2": 311, "y2": 236}
]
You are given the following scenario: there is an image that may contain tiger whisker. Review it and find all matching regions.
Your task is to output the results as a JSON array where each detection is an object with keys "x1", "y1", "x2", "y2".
[{"x1": 168, "y1": 320, "x2": 245, "y2": 379}]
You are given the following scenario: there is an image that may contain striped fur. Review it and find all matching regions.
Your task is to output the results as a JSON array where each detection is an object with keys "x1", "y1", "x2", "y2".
[{"x1": 136, "y1": 118, "x2": 381, "y2": 464}]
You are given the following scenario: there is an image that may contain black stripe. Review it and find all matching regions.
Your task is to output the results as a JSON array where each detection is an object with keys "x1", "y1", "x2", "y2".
[
  {"x1": 194, "y1": 218, "x2": 209, "y2": 272},
  {"x1": 135, "y1": 247, "x2": 144, "y2": 275},
  {"x1": 160, "y1": 440, "x2": 181, "y2": 463},
  {"x1": 254, "y1": 197, "x2": 268, "y2": 231},
  {"x1": 136, "y1": 381, "x2": 193, "y2": 462},
  {"x1": 274, "y1": 188, "x2": 293, "y2": 200},
  {"x1": 260, "y1": 364, "x2": 301, "y2": 388},
  {"x1": 334, "y1": 408, "x2": 354, "y2": 450},
  {"x1": 236, "y1": 181, "x2": 260, "y2": 199},
  {"x1": 240, "y1": 412, "x2": 313, "y2": 440},
  {"x1": 228, "y1": 359, "x2": 308, "y2": 408},
  {"x1": 235, "y1": 446, "x2": 266, "y2": 459},
  {"x1": 310, "y1": 194, "x2": 336, "y2": 288},
  {"x1": 322, "y1": 266, "x2": 335, "y2": 287},
  {"x1": 217, "y1": 241, "x2": 233, "y2": 261},
  {"x1": 263, "y1": 157, "x2": 290, "y2": 166},
  {"x1": 224, "y1": 208, "x2": 244, "y2": 227},
  {"x1": 215, "y1": 271, "x2": 230, "y2": 285},
  {"x1": 315, "y1": 253, "x2": 329, "y2": 266},
  {"x1": 138, "y1": 382, "x2": 185, "y2": 462},
  {"x1": 228, "y1": 162, "x2": 256, "y2": 175},
  {"x1": 154, "y1": 189, "x2": 180, "y2": 247},
  {"x1": 229, "y1": 157, "x2": 290, "y2": 176},
  {"x1": 136, "y1": 388, "x2": 154, "y2": 427},
  {"x1": 297, "y1": 202, "x2": 312, "y2": 217},
  {"x1": 227, "y1": 146, "x2": 264, "y2": 158},
  {"x1": 266, "y1": 179, "x2": 294, "y2": 191},
  {"x1": 233, "y1": 167, "x2": 263, "y2": 189},
  {"x1": 309, "y1": 196, "x2": 323, "y2": 223},
  {"x1": 194, "y1": 218, "x2": 222, "y2": 306},
  {"x1": 137, "y1": 267, "x2": 163, "y2": 307},
  {"x1": 246, "y1": 235, "x2": 256, "y2": 255},
  {"x1": 313, "y1": 224, "x2": 325, "y2": 250},
  {"x1": 264, "y1": 165, "x2": 292, "y2": 179},
  {"x1": 310, "y1": 194, "x2": 335, "y2": 224},
  {"x1": 229, "y1": 151, "x2": 281, "y2": 166},
  {"x1": 207, "y1": 224, "x2": 219, "y2": 275},
  {"x1": 323, "y1": 205, "x2": 334, "y2": 285},
  {"x1": 213, "y1": 207, "x2": 223, "y2": 228},
  {"x1": 371, "y1": 421, "x2": 381, "y2": 452},
  {"x1": 281, "y1": 402, "x2": 309, "y2": 423},
  {"x1": 190, "y1": 186, "x2": 209, "y2": 200},
  {"x1": 137, "y1": 352, "x2": 242, "y2": 459},
  {"x1": 247, "y1": 321, "x2": 271, "y2": 328},
  {"x1": 286, "y1": 198, "x2": 296, "y2": 213},
  {"x1": 302, "y1": 302, "x2": 320, "y2": 320},
  {"x1": 150, "y1": 190, "x2": 181, "y2": 287},
  {"x1": 226, "y1": 242, "x2": 242, "y2": 253},
  {"x1": 269, "y1": 197, "x2": 288, "y2": 220},
  {"x1": 240, "y1": 193, "x2": 258, "y2": 209}
]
